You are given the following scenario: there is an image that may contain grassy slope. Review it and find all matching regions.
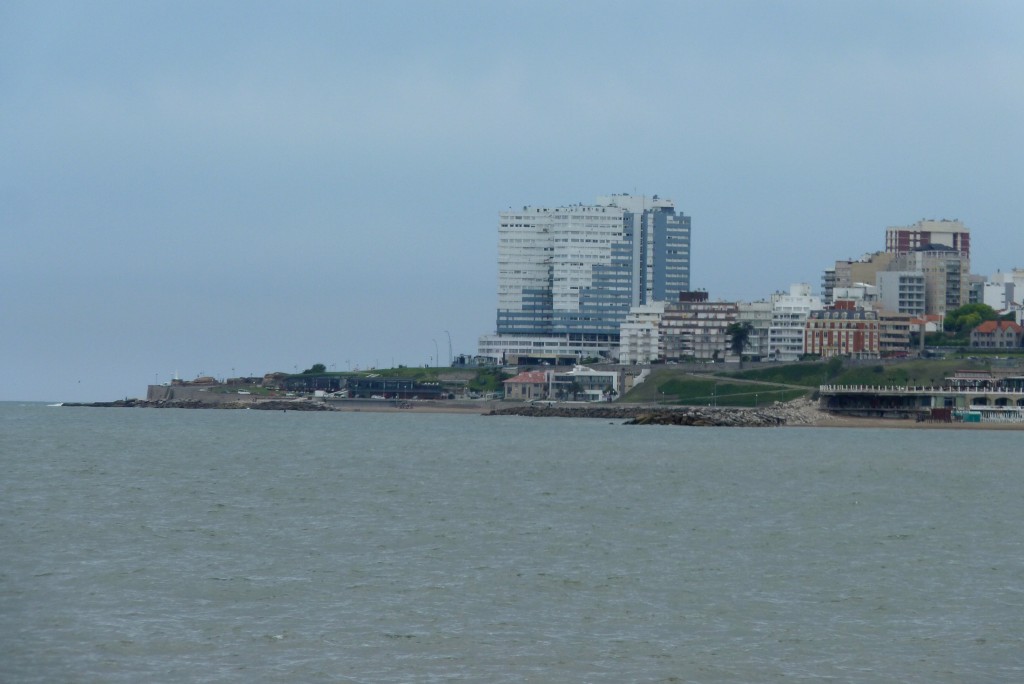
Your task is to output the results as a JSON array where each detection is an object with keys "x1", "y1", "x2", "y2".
[
  {"x1": 622, "y1": 368, "x2": 810, "y2": 406},
  {"x1": 730, "y1": 358, "x2": 989, "y2": 388},
  {"x1": 622, "y1": 358, "x2": 997, "y2": 407}
]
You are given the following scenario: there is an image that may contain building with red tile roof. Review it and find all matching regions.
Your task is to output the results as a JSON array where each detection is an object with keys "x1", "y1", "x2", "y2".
[
  {"x1": 503, "y1": 370, "x2": 551, "y2": 401},
  {"x1": 970, "y1": 320, "x2": 1023, "y2": 349}
]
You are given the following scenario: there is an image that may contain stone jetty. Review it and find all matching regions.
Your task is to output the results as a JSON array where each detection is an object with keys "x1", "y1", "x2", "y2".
[{"x1": 489, "y1": 398, "x2": 827, "y2": 427}]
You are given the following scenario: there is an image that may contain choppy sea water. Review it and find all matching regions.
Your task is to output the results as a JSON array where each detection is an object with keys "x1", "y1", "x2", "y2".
[{"x1": 2, "y1": 402, "x2": 1023, "y2": 683}]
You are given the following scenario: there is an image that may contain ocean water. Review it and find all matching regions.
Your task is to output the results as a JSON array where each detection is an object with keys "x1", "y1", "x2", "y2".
[{"x1": 2, "y1": 402, "x2": 1023, "y2": 683}]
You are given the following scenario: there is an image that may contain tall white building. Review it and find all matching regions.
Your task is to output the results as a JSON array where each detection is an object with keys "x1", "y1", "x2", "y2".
[
  {"x1": 768, "y1": 284, "x2": 822, "y2": 361},
  {"x1": 480, "y1": 194, "x2": 691, "y2": 361}
]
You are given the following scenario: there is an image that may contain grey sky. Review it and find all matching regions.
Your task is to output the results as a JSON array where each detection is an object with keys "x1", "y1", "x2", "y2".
[{"x1": 3, "y1": 1, "x2": 1022, "y2": 401}]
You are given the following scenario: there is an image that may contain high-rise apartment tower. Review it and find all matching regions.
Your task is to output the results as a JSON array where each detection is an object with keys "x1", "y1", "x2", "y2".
[
  {"x1": 886, "y1": 219, "x2": 970, "y2": 258},
  {"x1": 480, "y1": 194, "x2": 691, "y2": 360}
]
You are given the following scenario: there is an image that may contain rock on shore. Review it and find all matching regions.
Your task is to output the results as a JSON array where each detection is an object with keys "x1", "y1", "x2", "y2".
[{"x1": 489, "y1": 398, "x2": 827, "y2": 427}]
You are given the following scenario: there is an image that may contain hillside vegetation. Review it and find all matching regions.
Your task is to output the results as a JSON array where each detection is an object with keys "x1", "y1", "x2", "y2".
[{"x1": 730, "y1": 358, "x2": 992, "y2": 388}]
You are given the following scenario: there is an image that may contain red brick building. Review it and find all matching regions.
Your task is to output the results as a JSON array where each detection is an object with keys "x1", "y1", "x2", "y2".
[{"x1": 804, "y1": 303, "x2": 880, "y2": 359}]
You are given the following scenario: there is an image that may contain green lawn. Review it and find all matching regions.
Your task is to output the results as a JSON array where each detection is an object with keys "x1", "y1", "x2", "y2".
[
  {"x1": 726, "y1": 358, "x2": 994, "y2": 388},
  {"x1": 654, "y1": 378, "x2": 808, "y2": 406},
  {"x1": 622, "y1": 369, "x2": 810, "y2": 406}
]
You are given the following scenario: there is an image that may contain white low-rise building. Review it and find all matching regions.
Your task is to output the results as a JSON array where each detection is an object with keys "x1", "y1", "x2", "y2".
[
  {"x1": 478, "y1": 333, "x2": 606, "y2": 365},
  {"x1": 551, "y1": 365, "x2": 620, "y2": 401},
  {"x1": 618, "y1": 302, "x2": 666, "y2": 364}
]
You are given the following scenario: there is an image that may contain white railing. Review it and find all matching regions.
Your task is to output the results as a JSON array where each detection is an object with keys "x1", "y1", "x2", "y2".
[
  {"x1": 954, "y1": 408, "x2": 1024, "y2": 424},
  {"x1": 820, "y1": 385, "x2": 1024, "y2": 396}
]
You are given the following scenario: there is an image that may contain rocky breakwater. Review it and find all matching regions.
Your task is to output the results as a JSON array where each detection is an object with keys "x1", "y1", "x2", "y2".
[
  {"x1": 626, "y1": 407, "x2": 785, "y2": 427},
  {"x1": 489, "y1": 398, "x2": 826, "y2": 427},
  {"x1": 63, "y1": 399, "x2": 337, "y2": 411}
]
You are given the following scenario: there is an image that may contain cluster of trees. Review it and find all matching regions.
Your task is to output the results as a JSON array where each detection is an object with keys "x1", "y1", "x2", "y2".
[
  {"x1": 943, "y1": 304, "x2": 1012, "y2": 336},
  {"x1": 916, "y1": 303, "x2": 1017, "y2": 347}
]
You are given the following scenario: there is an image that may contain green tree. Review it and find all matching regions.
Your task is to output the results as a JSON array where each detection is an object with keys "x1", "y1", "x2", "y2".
[
  {"x1": 569, "y1": 381, "x2": 583, "y2": 400},
  {"x1": 726, "y1": 322, "x2": 754, "y2": 357},
  {"x1": 944, "y1": 304, "x2": 999, "y2": 336},
  {"x1": 301, "y1": 363, "x2": 327, "y2": 374}
]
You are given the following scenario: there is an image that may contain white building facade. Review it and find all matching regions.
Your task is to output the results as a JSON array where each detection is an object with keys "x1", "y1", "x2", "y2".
[
  {"x1": 736, "y1": 300, "x2": 773, "y2": 359},
  {"x1": 768, "y1": 284, "x2": 823, "y2": 361},
  {"x1": 876, "y1": 271, "x2": 927, "y2": 316},
  {"x1": 981, "y1": 282, "x2": 1011, "y2": 310},
  {"x1": 989, "y1": 268, "x2": 1024, "y2": 307},
  {"x1": 618, "y1": 302, "x2": 666, "y2": 365},
  {"x1": 551, "y1": 365, "x2": 620, "y2": 402}
]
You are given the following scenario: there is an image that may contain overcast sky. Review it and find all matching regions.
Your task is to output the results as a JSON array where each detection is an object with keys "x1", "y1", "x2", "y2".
[{"x1": 4, "y1": 1, "x2": 1023, "y2": 402}]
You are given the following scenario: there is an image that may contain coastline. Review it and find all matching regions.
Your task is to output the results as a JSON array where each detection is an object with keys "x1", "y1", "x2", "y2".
[
  {"x1": 59, "y1": 397, "x2": 1024, "y2": 429},
  {"x1": 60, "y1": 398, "x2": 500, "y2": 415},
  {"x1": 486, "y1": 399, "x2": 1024, "y2": 430}
]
